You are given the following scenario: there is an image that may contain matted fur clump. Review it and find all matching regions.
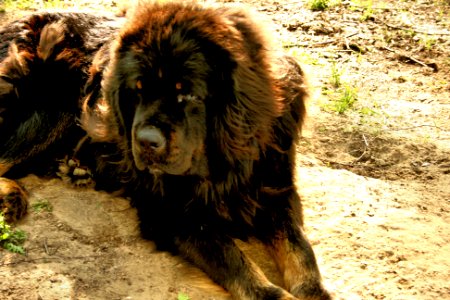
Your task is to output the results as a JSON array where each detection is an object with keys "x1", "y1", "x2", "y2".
[{"x1": 1, "y1": 1, "x2": 331, "y2": 299}]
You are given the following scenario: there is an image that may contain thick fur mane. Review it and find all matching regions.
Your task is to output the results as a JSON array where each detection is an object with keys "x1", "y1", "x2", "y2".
[
  {"x1": 80, "y1": 1, "x2": 308, "y2": 227},
  {"x1": 84, "y1": 2, "x2": 305, "y2": 168}
]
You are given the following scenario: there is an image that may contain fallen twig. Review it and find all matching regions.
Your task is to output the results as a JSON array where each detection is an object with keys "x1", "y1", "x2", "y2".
[
  {"x1": 284, "y1": 40, "x2": 335, "y2": 48},
  {"x1": 381, "y1": 46, "x2": 438, "y2": 72},
  {"x1": 350, "y1": 5, "x2": 403, "y2": 11},
  {"x1": 353, "y1": 134, "x2": 369, "y2": 163},
  {"x1": 43, "y1": 238, "x2": 49, "y2": 255},
  {"x1": 284, "y1": 32, "x2": 360, "y2": 49}
]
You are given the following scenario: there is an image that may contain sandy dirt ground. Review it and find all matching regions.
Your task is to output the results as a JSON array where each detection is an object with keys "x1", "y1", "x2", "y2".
[{"x1": 1, "y1": 1, "x2": 449, "y2": 299}]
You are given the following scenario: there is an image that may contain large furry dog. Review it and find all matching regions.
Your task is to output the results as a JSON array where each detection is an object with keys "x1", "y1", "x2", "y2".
[
  {"x1": 0, "y1": 2, "x2": 331, "y2": 299},
  {"x1": 0, "y1": 11, "x2": 124, "y2": 220}
]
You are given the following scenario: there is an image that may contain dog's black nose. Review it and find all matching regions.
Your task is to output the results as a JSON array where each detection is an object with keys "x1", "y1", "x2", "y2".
[{"x1": 136, "y1": 127, "x2": 166, "y2": 152}]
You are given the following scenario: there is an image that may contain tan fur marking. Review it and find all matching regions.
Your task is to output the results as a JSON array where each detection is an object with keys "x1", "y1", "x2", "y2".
[
  {"x1": 270, "y1": 238, "x2": 321, "y2": 295},
  {"x1": 0, "y1": 163, "x2": 13, "y2": 177},
  {"x1": 38, "y1": 22, "x2": 66, "y2": 61}
]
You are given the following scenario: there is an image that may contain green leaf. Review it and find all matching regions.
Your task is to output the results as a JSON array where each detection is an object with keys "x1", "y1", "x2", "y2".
[
  {"x1": 1, "y1": 232, "x2": 10, "y2": 240},
  {"x1": 178, "y1": 293, "x2": 190, "y2": 300},
  {"x1": 4, "y1": 242, "x2": 25, "y2": 255}
]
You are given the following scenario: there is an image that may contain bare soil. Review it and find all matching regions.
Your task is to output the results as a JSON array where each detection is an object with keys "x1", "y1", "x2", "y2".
[{"x1": 1, "y1": 1, "x2": 449, "y2": 299}]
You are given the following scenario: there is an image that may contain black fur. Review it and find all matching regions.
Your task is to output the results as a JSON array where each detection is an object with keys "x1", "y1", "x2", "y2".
[
  {"x1": 83, "y1": 2, "x2": 331, "y2": 299},
  {"x1": 0, "y1": 11, "x2": 123, "y2": 178},
  {"x1": 0, "y1": 3, "x2": 331, "y2": 299}
]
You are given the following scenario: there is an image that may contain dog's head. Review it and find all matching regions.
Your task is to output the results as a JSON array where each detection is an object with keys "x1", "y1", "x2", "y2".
[{"x1": 97, "y1": 2, "x2": 285, "y2": 178}]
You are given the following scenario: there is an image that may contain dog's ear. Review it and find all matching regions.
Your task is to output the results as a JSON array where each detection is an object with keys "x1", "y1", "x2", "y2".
[
  {"x1": 204, "y1": 9, "x2": 286, "y2": 167},
  {"x1": 206, "y1": 32, "x2": 283, "y2": 168},
  {"x1": 37, "y1": 22, "x2": 66, "y2": 62},
  {"x1": 82, "y1": 68, "x2": 126, "y2": 144},
  {"x1": 100, "y1": 47, "x2": 140, "y2": 144},
  {"x1": 210, "y1": 54, "x2": 282, "y2": 166},
  {"x1": 0, "y1": 43, "x2": 33, "y2": 83}
]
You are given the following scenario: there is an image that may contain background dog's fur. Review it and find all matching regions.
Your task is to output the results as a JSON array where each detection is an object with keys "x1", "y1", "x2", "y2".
[
  {"x1": 0, "y1": 12, "x2": 124, "y2": 222},
  {"x1": 0, "y1": 12, "x2": 124, "y2": 178}
]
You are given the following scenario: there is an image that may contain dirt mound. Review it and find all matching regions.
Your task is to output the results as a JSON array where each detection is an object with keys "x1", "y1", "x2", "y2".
[{"x1": 304, "y1": 130, "x2": 450, "y2": 181}]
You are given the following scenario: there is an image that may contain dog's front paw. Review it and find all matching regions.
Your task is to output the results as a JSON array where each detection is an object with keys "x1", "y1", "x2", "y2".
[
  {"x1": 291, "y1": 283, "x2": 333, "y2": 300},
  {"x1": 57, "y1": 157, "x2": 95, "y2": 188}
]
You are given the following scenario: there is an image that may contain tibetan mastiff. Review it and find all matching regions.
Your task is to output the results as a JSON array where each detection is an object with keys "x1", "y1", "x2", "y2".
[
  {"x1": 0, "y1": 11, "x2": 124, "y2": 220},
  {"x1": 0, "y1": 2, "x2": 331, "y2": 299}
]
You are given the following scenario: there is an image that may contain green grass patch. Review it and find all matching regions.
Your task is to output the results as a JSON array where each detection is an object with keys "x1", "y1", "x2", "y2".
[
  {"x1": 31, "y1": 199, "x2": 53, "y2": 213},
  {"x1": 308, "y1": 0, "x2": 342, "y2": 11},
  {"x1": 1, "y1": 0, "x2": 37, "y2": 10},
  {"x1": 1, "y1": 0, "x2": 70, "y2": 11},
  {"x1": 321, "y1": 59, "x2": 361, "y2": 114},
  {"x1": 419, "y1": 35, "x2": 437, "y2": 51},
  {"x1": 287, "y1": 48, "x2": 323, "y2": 66},
  {"x1": 333, "y1": 85, "x2": 358, "y2": 113},
  {"x1": 309, "y1": 0, "x2": 331, "y2": 11},
  {"x1": 349, "y1": 0, "x2": 387, "y2": 21},
  {"x1": 177, "y1": 293, "x2": 190, "y2": 300},
  {"x1": 324, "y1": 85, "x2": 358, "y2": 114},
  {"x1": 360, "y1": 6, "x2": 374, "y2": 21},
  {"x1": 0, "y1": 213, "x2": 26, "y2": 255},
  {"x1": 330, "y1": 62, "x2": 343, "y2": 88},
  {"x1": 358, "y1": 106, "x2": 377, "y2": 116}
]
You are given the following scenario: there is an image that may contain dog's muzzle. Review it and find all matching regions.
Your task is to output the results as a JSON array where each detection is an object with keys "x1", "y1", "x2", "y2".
[{"x1": 136, "y1": 126, "x2": 166, "y2": 153}]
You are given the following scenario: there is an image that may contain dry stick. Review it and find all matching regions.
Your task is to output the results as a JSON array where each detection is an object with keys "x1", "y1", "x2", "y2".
[
  {"x1": 284, "y1": 40, "x2": 334, "y2": 48},
  {"x1": 382, "y1": 46, "x2": 437, "y2": 71},
  {"x1": 350, "y1": 5, "x2": 404, "y2": 10},
  {"x1": 43, "y1": 238, "x2": 49, "y2": 255},
  {"x1": 284, "y1": 32, "x2": 359, "y2": 49},
  {"x1": 353, "y1": 134, "x2": 369, "y2": 163},
  {"x1": 342, "y1": 32, "x2": 362, "y2": 52}
]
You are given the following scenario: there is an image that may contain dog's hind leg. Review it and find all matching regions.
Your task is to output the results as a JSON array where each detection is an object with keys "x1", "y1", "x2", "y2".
[{"x1": 0, "y1": 177, "x2": 28, "y2": 223}]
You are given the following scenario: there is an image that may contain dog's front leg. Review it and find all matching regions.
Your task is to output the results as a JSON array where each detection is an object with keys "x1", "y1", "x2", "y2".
[
  {"x1": 175, "y1": 231, "x2": 298, "y2": 300},
  {"x1": 262, "y1": 191, "x2": 332, "y2": 300},
  {"x1": 267, "y1": 229, "x2": 332, "y2": 300}
]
